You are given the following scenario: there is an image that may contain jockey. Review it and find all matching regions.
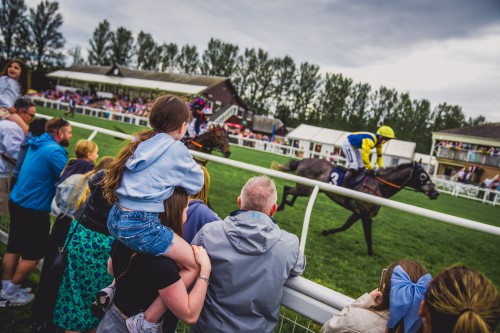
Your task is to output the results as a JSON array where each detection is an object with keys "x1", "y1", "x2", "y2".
[
  {"x1": 341, "y1": 126, "x2": 396, "y2": 187},
  {"x1": 198, "y1": 106, "x2": 213, "y2": 135},
  {"x1": 191, "y1": 97, "x2": 207, "y2": 137}
]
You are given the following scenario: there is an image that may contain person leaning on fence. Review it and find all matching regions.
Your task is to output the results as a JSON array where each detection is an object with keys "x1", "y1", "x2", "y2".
[
  {"x1": 320, "y1": 259, "x2": 431, "y2": 333},
  {"x1": 419, "y1": 265, "x2": 500, "y2": 333},
  {"x1": 0, "y1": 117, "x2": 72, "y2": 307},
  {"x1": 190, "y1": 175, "x2": 306, "y2": 333},
  {"x1": 341, "y1": 126, "x2": 395, "y2": 188}
]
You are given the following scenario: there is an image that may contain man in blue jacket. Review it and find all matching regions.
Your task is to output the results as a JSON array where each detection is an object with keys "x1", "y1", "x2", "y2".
[
  {"x1": 190, "y1": 175, "x2": 306, "y2": 333},
  {"x1": 1, "y1": 117, "x2": 72, "y2": 307}
]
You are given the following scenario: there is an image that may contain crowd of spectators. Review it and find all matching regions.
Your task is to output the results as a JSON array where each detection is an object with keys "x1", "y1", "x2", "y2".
[
  {"x1": 33, "y1": 89, "x2": 154, "y2": 118},
  {"x1": 439, "y1": 141, "x2": 499, "y2": 156}
]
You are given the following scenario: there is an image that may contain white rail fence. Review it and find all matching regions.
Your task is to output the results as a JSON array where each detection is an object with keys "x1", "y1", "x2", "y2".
[
  {"x1": 2, "y1": 117, "x2": 500, "y2": 332},
  {"x1": 433, "y1": 176, "x2": 500, "y2": 206}
]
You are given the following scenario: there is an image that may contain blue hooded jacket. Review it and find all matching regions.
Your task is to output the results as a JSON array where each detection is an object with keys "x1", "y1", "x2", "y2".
[
  {"x1": 10, "y1": 133, "x2": 68, "y2": 211},
  {"x1": 116, "y1": 132, "x2": 203, "y2": 212}
]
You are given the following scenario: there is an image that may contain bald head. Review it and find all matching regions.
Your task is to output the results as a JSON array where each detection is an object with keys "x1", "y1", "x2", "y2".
[{"x1": 238, "y1": 175, "x2": 278, "y2": 215}]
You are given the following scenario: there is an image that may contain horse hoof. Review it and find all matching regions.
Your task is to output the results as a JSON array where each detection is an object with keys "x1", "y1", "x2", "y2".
[
  {"x1": 321, "y1": 230, "x2": 330, "y2": 236},
  {"x1": 277, "y1": 206, "x2": 284, "y2": 211}
]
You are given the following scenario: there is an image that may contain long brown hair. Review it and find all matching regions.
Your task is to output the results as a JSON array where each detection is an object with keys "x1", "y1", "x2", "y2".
[
  {"x1": 159, "y1": 187, "x2": 188, "y2": 237},
  {"x1": 425, "y1": 266, "x2": 500, "y2": 333},
  {"x1": 0, "y1": 59, "x2": 31, "y2": 95},
  {"x1": 102, "y1": 95, "x2": 190, "y2": 203},
  {"x1": 189, "y1": 165, "x2": 210, "y2": 205},
  {"x1": 370, "y1": 259, "x2": 429, "y2": 333}
]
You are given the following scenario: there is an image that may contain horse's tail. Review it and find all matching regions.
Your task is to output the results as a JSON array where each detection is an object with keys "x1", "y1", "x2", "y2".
[{"x1": 271, "y1": 159, "x2": 300, "y2": 172}]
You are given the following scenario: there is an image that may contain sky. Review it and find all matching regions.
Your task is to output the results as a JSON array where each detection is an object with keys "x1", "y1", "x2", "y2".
[{"x1": 25, "y1": 0, "x2": 500, "y2": 122}]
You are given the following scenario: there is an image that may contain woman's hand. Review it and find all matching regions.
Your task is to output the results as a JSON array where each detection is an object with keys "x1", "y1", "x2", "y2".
[
  {"x1": 192, "y1": 245, "x2": 211, "y2": 276},
  {"x1": 369, "y1": 288, "x2": 383, "y2": 304}
]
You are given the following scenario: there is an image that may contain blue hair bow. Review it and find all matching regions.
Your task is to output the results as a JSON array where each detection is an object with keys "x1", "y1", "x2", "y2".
[{"x1": 387, "y1": 265, "x2": 432, "y2": 333}]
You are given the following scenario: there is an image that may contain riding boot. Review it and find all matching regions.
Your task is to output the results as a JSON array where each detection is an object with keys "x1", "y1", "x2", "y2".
[{"x1": 342, "y1": 169, "x2": 356, "y2": 188}]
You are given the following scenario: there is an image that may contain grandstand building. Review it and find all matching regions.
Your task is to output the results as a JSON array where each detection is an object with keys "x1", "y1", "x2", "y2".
[
  {"x1": 431, "y1": 123, "x2": 500, "y2": 181},
  {"x1": 47, "y1": 64, "x2": 251, "y2": 116}
]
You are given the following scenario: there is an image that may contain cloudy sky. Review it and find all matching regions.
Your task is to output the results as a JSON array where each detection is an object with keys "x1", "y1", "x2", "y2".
[{"x1": 26, "y1": 0, "x2": 500, "y2": 122}]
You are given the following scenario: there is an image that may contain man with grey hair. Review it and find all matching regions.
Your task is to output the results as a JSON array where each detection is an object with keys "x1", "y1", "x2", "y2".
[{"x1": 191, "y1": 175, "x2": 306, "y2": 333}]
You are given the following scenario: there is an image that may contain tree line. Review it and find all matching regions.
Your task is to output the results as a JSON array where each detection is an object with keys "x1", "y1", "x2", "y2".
[{"x1": 0, "y1": 0, "x2": 488, "y2": 153}]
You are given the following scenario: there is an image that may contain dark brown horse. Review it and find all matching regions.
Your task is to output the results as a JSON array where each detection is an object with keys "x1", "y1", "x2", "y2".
[
  {"x1": 271, "y1": 159, "x2": 439, "y2": 255},
  {"x1": 184, "y1": 125, "x2": 231, "y2": 158}
]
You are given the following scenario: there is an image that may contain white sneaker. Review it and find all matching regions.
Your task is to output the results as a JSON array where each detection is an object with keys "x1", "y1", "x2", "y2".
[
  {"x1": 0, "y1": 289, "x2": 35, "y2": 306},
  {"x1": 126, "y1": 312, "x2": 162, "y2": 333}
]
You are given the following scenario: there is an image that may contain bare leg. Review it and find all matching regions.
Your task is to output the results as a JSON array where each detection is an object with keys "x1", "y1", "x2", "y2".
[
  {"x1": 1, "y1": 252, "x2": 20, "y2": 280},
  {"x1": 11, "y1": 259, "x2": 37, "y2": 285},
  {"x1": 143, "y1": 297, "x2": 166, "y2": 323}
]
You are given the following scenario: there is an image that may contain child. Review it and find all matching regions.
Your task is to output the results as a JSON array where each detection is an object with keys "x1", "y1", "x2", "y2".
[
  {"x1": 0, "y1": 59, "x2": 31, "y2": 134},
  {"x1": 102, "y1": 95, "x2": 204, "y2": 332}
]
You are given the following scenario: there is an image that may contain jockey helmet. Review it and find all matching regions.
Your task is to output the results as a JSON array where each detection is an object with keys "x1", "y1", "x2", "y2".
[
  {"x1": 377, "y1": 126, "x2": 396, "y2": 139},
  {"x1": 191, "y1": 97, "x2": 206, "y2": 111}
]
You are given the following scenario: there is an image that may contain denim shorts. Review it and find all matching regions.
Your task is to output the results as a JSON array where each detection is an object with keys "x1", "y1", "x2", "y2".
[{"x1": 107, "y1": 204, "x2": 174, "y2": 256}]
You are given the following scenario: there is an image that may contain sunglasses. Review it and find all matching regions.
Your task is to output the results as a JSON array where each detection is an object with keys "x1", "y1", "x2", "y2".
[
  {"x1": 49, "y1": 117, "x2": 70, "y2": 134},
  {"x1": 23, "y1": 110, "x2": 36, "y2": 118}
]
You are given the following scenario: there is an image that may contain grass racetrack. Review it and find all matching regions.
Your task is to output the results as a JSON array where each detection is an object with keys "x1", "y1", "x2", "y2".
[{"x1": 1, "y1": 106, "x2": 500, "y2": 332}]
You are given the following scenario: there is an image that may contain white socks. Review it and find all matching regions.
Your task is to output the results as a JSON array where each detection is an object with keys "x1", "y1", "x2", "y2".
[{"x1": 3, "y1": 281, "x2": 20, "y2": 297}]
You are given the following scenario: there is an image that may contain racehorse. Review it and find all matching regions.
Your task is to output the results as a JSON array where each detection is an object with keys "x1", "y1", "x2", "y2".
[
  {"x1": 184, "y1": 125, "x2": 231, "y2": 158},
  {"x1": 271, "y1": 158, "x2": 439, "y2": 255}
]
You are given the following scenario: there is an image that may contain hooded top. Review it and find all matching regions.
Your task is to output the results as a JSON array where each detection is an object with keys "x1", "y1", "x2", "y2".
[
  {"x1": 116, "y1": 132, "x2": 203, "y2": 212},
  {"x1": 191, "y1": 210, "x2": 306, "y2": 333},
  {"x1": 0, "y1": 76, "x2": 20, "y2": 108},
  {"x1": 55, "y1": 158, "x2": 94, "y2": 186},
  {"x1": 10, "y1": 132, "x2": 68, "y2": 211},
  {"x1": 0, "y1": 120, "x2": 24, "y2": 178}
]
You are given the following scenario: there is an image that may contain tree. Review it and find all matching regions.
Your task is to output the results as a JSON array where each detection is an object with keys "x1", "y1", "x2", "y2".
[
  {"x1": 176, "y1": 44, "x2": 199, "y2": 74},
  {"x1": 67, "y1": 45, "x2": 84, "y2": 65},
  {"x1": 292, "y1": 62, "x2": 321, "y2": 123},
  {"x1": 87, "y1": 19, "x2": 112, "y2": 66},
  {"x1": 431, "y1": 103, "x2": 466, "y2": 131},
  {"x1": 109, "y1": 26, "x2": 134, "y2": 66},
  {"x1": 245, "y1": 49, "x2": 274, "y2": 115},
  {"x1": 135, "y1": 31, "x2": 161, "y2": 70},
  {"x1": 467, "y1": 115, "x2": 486, "y2": 126},
  {"x1": 27, "y1": 0, "x2": 65, "y2": 70},
  {"x1": 272, "y1": 55, "x2": 296, "y2": 120},
  {"x1": 315, "y1": 73, "x2": 352, "y2": 129},
  {"x1": 346, "y1": 82, "x2": 371, "y2": 131},
  {"x1": 160, "y1": 42, "x2": 178, "y2": 72},
  {"x1": 200, "y1": 38, "x2": 239, "y2": 77},
  {"x1": 232, "y1": 48, "x2": 257, "y2": 98},
  {"x1": 0, "y1": 0, "x2": 28, "y2": 60}
]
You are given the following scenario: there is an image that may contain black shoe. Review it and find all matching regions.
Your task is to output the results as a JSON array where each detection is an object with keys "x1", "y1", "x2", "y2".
[{"x1": 90, "y1": 286, "x2": 115, "y2": 319}]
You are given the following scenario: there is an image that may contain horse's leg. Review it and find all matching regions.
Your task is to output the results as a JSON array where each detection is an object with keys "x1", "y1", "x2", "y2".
[
  {"x1": 321, "y1": 212, "x2": 360, "y2": 235},
  {"x1": 360, "y1": 213, "x2": 374, "y2": 256},
  {"x1": 277, "y1": 185, "x2": 293, "y2": 211}
]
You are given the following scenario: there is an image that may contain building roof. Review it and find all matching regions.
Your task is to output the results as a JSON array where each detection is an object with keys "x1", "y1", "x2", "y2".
[
  {"x1": 48, "y1": 65, "x2": 228, "y2": 95},
  {"x1": 287, "y1": 124, "x2": 416, "y2": 159},
  {"x1": 435, "y1": 123, "x2": 500, "y2": 139},
  {"x1": 432, "y1": 123, "x2": 500, "y2": 147},
  {"x1": 251, "y1": 115, "x2": 285, "y2": 134}
]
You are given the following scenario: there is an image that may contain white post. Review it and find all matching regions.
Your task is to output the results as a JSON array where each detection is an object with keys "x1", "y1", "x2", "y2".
[
  {"x1": 87, "y1": 129, "x2": 98, "y2": 141},
  {"x1": 299, "y1": 185, "x2": 320, "y2": 253}
]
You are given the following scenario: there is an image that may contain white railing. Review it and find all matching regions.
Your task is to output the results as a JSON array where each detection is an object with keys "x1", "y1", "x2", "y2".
[
  {"x1": 227, "y1": 134, "x2": 347, "y2": 164},
  {"x1": 210, "y1": 104, "x2": 239, "y2": 125},
  {"x1": 434, "y1": 176, "x2": 500, "y2": 206},
  {"x1": 29, "y1": 96, "x2": 150, "y2": 127},
  {"x1": 436, "y1": 146, "x2": 500, "y2": 167},
  {"x1": 4, "y1": 117, "x2": 500, "y2": 331}
]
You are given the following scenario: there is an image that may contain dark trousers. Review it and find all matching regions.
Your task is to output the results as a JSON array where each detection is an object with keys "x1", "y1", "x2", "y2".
[{"x1": 31, "y1": 215, "x2": 72, "y2": 333}]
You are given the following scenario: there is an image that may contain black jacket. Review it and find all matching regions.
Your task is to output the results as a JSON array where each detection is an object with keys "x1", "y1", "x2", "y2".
[{"x1": 74, "y1": 169, "x2": 112, "y2": 235}]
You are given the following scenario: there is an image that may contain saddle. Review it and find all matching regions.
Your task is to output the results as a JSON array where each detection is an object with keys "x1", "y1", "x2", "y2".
[{"x1": 328, "y1": 166, "x2": 366, "y2": 188}]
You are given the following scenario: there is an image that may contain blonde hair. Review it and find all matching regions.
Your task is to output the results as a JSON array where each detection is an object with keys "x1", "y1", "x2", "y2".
[
  {"x1": 72, "y1": 157, "x2": 114, "y2": 211},
  {"x1": 74, "y1": 139, "x2": 98, "y2": 159},
  {"x1": 425, "y1": 265, "x2": 500, "y2": 333},
  {"x1": 189, "y1": 165, "x2": 210, "y2": 205}
]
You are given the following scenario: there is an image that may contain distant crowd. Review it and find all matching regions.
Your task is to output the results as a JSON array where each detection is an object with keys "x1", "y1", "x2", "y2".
[{"x1": 439, "y1": 140, "x2": 499, "y2": 156}]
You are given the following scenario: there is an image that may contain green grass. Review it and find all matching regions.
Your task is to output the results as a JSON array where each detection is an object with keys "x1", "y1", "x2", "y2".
[{"x1": 2, "y1": 108, "x2": 500, "y2": 332}]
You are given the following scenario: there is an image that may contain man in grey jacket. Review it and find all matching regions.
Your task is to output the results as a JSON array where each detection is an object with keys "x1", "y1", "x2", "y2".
[{"x1": 190, "y1": 175, "x2": 306, "y2": 333}]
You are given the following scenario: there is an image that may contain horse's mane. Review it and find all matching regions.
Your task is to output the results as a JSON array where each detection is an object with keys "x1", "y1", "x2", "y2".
[{"x1": 376, "y1": 163, "x2": 414, "y2": 176}]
